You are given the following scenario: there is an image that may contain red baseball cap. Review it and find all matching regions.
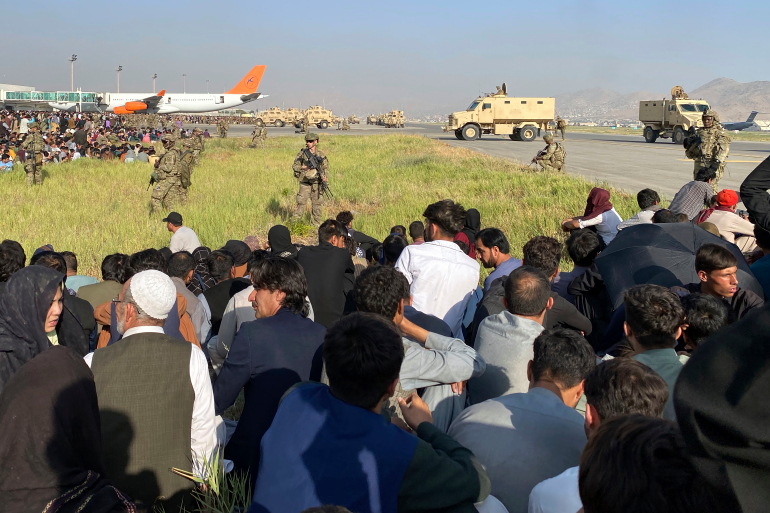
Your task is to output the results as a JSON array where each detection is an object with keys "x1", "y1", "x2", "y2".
[{"x1": 716, "y1": 189, "x2": 739, "y2": 207}]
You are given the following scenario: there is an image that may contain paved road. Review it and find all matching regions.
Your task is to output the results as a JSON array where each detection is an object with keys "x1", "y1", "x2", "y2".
[{"x1": 197, "y1": 122, "x2": 770, "y2": 200}]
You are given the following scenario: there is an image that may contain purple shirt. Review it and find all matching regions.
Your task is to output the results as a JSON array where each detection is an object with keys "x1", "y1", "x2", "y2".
[{"x1": 483, "y1": 256, "x2": 522, "y2": 293}]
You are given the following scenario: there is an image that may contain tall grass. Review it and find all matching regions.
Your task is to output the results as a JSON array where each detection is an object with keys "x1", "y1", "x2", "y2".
[{"x1": 0, "y1": 134, "x2": 637, "y2": 277}]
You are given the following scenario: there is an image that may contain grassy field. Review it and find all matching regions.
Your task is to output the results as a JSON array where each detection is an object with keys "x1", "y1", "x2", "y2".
[
  {"x1": 0, "y1": 134, "x2": 638, "y2": 277},
  {"x1": 568, "y1": 125, "x2": 770, "y2": 142}
]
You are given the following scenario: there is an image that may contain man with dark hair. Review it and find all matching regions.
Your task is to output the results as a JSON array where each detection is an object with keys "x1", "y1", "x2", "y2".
[
  {"x1": 651, "y1": 209, "x2": 679, "y2": 224},
  {"x1": 469, "y1": 266, "x2": 554, "y2": 405},
  {"x1": 382, "y1": 233, "x2": 408, "y2": 265},
  {"x1": 617, "y1": 188, "x2": 662, "y2": 230},
  {"x1": 59, "y1": 251, "x2": 98, "y2": 293},
  {"x1": 390, "y1": 224, "x2": 407, "y2": 237},
  {"x1": 199, "y1": 249, "x2": 250, "y2": 345},
  {"x1": 251, "y1": 312, "x2": 491, "y2": 513},
  {"x1": 396, "y1": 200, "x2": 480, "y2": 339},
  {"x1": 78, "y1": 253, "x2": 129, "y2": 311},
  {"x1": 529, "y1": 358, "x2": 669, "y2": 513},
  {"x1": 679, "y1": 293, "x2": 728, "y2": 358},
  {"x1": 522, "y1": 236, "x2": 592, "y2": 335},
  {"x1": 450, "y1": 328, "x2": 595, "y2": 513},
  {"x1": 623, "y1": 284, "x2": 685, "y2": 419},
  {"x1": 551, "y1": 229, "x2": 600, "y2": 303},
  {"x1": 408, "y1": 220, "x2": 425, "y2": 245},
  {"x1": 164, "y1": 212, "x2": 201, "y2": 254},
  {"x1": 668, "y1": 167, "x2": 717, "y2": 221},
  {"x1": 214, "y1": 257, "x2": 325, "y2": 486},
  {"x1": 750, "y1": 223, "x2": 770, "y2": 297},
  {"x1": 297, "y1": 219, "x2": 355, "y2": 328},
  {"x1": 0, "y1": 239, "x2": 26, "y2": 294},
  {"x1": 167, "y1": 251, "x2": 210, "y2": 344},
  {"x1": 336, "y1": 210, "x2": 379, "y2": 259},
  {"x1": 354, "y1": 265, "x2": 485, "y2": 431},
  {"x1": 672, "y1": 243, "x2": 763, "y2": 321},
  {"x1": 578, "y1": 416, "x2": 720, "y2": 513},
  {"x1": 475, "y1": 228, "x2": 521, "y2": 292}
]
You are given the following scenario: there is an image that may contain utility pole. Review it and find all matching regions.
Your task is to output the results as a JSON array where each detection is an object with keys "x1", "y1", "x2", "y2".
[
  {"x1": 69, "y1": 54, "x2": 77, "y2": 90},
  {"x1": 206, "y1": 79, "x2": 209, "y2": 94},
  {"x1": 116, "y1": 66, "x2": 123, "y2": 93},
  {"x1": 152, "y1": 73, "x2": 157, "y2": 94},
  {"x1": 183, "y1": 74, "x2": 187, "y2": 94}
]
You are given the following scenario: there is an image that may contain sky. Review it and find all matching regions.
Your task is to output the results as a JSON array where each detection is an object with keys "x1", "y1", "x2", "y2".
[{"x1": 4, "y1": 0, "x2": 769, "y2": 116}]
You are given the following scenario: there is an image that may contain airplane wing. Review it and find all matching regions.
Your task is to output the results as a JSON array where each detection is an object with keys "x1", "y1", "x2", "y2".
[{"x1": 142, "y1": 89, "x2": 166, "y2": 108}]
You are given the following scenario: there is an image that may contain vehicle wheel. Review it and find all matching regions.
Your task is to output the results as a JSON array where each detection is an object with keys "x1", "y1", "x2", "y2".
[
  {"x1": 275, "y1": 120, "x2": 285, "y2": 128},
  {"x1": 461, "y1": 124, "x2": 480, "y2": 141},
  {"x1": 672, "y1": 127, "x2": 685, "y2": 144},
  {"x1": 455, "y1": 130, "x2": 463, "y2": 140},
  {"x1": 510, "y1": 129, "x2": 521, "y2": 141},
  {"x1": 319, "y1": 120, "x2": 329, "y2": 129},
  {"x1": 519, "y1": 125, "x2": 537, "y2": 142},
  {"x1": 643, "y1": 126, "x2": 659, "y2": 143},
  {"x1": 255, "y1": 119, "x2": 264, "y2": 127}
]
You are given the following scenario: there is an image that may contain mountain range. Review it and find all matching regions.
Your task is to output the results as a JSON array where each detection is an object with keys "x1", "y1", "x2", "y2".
[{"x1": 555, "y1": 78, "x2": 770, "y2": 123}]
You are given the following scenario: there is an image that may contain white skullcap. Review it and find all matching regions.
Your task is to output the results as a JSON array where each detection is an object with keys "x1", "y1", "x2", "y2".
[{"x1": 129, "y1": 270, "x2": 176, "y2": 320}]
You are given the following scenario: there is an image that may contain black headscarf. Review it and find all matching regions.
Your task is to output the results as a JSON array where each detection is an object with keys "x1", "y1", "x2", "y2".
[
  {"x1": 460, "y1": 208, "x2": 481, "y2": 244},
  {"x1": 0, "y1": 346, "x2": 140, "y2": 512},
  {"x1": 268, "y1": 225, "x2": 298, "y2": 259},
  {"x1": 188, "y1": 246, "x2": 216, "y2": 295},
  {"x1": 675, "y1": 302, "x2": 770, "y2": 513},
  {"x1": 0, "y1": 266, "x2": 63, "y2": 395}
]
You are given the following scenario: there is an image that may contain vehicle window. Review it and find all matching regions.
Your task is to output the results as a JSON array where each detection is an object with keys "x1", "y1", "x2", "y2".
[
  {"x1": 521, "y1": 101, "x2": 527, "y2": 104},
  {"x1": 504, "y1": 101, "x2": 510, "y2": 104},
  {"x1": 467, "y1": 101, "x2": 480, "y2": 111},
  {"x1": 680, "y1": 104, "x2": 697, "y2": 112},
  {"x1": 696, "y1": 104, "x2": 709, "y2": 112},
  {"x1": 537, "y1": 101, "x2": 543, "y2": 104},
  {"x1": 483, "y1": 103, "x2": 492, "y2": 109}
]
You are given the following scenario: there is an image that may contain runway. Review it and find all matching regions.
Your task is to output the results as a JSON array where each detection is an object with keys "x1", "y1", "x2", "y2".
[{"x1": 196, "y1": 122, "x2": 770, "y2": 200}]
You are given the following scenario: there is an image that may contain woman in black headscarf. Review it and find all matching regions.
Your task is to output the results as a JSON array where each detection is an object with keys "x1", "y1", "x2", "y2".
[
  {"x1": 454, "y1": 208, "x2": 481, "y2": 260},
  {"x1": 0, "y1": 266, "x2": 64, "y2": 394},
  {"x1": 268, "y1": 225, "x2": 298, "y2": 259},
  {"x1": 0, "y1": 346, "x2": 141, "y2": 512},
  {"x1": 188, "y1": 246, "x2": 217, "y2": 295}
]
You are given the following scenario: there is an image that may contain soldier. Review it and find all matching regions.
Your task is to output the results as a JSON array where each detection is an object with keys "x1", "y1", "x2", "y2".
[
  {"x1": 532, "y1": 133, "x2": 566, "y2": 172},
  {"x1": 292, "y1": 133, "x2": 328, "y2": 226},
  {"x1": 556, "y1": 116, "x2": 567, "y2": 140},
  {"x1": 340, "y1": 119, "x2": 350, "y2": 130},
  {"x1": 20, "y1": 121, "x2": 45, "y2": 186},
  {"x1": 183, "y1": 127, "x2": 205, "y2": 167},
  {"x1": 150, "y1": 134, "x2": 186, "y2": 212},
  {"x1": 249, "y1": 125, "x2": 267, "y2": 148},
  {"x1": 684, "y1": 109, "x2": 730, "y2": 193}
]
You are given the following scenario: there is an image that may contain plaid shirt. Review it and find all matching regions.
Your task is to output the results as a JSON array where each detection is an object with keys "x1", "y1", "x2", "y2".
[{"x1": 669, "y1": 181, "x2": 714, "y2": 220}]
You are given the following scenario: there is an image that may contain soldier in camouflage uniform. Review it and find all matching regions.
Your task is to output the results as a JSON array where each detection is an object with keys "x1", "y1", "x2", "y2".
[
  {"x1": 556, "y1": 116, "x2": 567, "y2": 140},
  {"x1": 182, "y1": 127, "x2": 205, "y2": 168},
  {"x1": 249, "y1": 126, "x2": 267, "y2": 148},
  {"x1": 21, "y1": 122, "x2": 45, "y2": 186},
  {"x1": 292, "y1": 133, "x2": 328, "y2": 226},
  {"x1": 150, "y1": 134, "x2": 186, "y2": 212},
  {"x1": 684, "y1": 109, "x2": 730, "y2": 193},
  {"x1": 532, "y1": 133, "x2": 566, "y2": 172}
]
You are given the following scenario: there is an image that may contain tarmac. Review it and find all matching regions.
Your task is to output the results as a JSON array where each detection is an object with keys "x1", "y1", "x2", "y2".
[{"x1": 197, "y1": 122, "x2": 770, "y2": 200}]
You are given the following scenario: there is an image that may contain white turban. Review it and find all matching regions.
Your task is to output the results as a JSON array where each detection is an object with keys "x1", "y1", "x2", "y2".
[{"x1": 129, "y1": 270, "x2": 176, "y2": 320}]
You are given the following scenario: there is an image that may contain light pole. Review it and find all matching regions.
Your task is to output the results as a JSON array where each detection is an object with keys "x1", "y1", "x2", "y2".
[
  {"x1": 183, "y1": 74, "x2": 187, "y2": 94},
  {"x1": 116, "y1": 66, "x2": 123, "y2": 92},
  {"x1": 152, "y1": 73, "x2": 157, "y2": 94},
  {"x1": 206, "y1": 80, "x2": 209, "y2": 94},
  {"x1": 68, "y1": 54, "x2": 77, "y2": 90}
]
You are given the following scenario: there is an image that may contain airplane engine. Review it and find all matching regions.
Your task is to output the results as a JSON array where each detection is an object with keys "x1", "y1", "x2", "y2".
[
  {"x1": 125, "y1": 101, "x2": 147, "y2": 111},
  {"x1": 113, "y1": 106, "x2": 130, "y2": 114}
]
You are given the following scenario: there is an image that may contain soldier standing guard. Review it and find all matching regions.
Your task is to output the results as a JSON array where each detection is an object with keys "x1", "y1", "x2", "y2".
[
  {"x1": 684, "y1": 109, "x2": 730, "y2": 193},
  {"x1": 532, "y1": 133, "x2": 566, "y2": 172},
  {"x1": 556, "y1": 116, "x2": 567, "y2": 140},
  {"x1": 150, "y1": 134, "x2": 186, "y2": 212},
  {"x1": 21, "y1": 122, "x2": 45, "y2": 186},
  {"x1": 182, "y1": 127, "x2": 205, "y2": 168},
  {"x1": 292, "y1": 133, "x2": 328, "y2": 226}
]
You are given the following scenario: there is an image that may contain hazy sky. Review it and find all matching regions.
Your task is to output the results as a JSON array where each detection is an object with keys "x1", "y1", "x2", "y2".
[{"x1": 5, "y1": 1, "x2": 768, "y2": 115}]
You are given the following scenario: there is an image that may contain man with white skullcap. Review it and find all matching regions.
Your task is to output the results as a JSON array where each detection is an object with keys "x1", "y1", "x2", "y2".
[{"x1": 84, "y1": 270, "x2": 225, "y2": 509}]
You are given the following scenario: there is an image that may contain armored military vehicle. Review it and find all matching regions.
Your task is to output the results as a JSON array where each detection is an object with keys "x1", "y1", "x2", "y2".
[
  {"x1": 443, "y1": 83, "x2": 555, "y2": 141},
  {"x1": 303, "y1": 105, "x2": 334, "y2": 129},
  {"x1": 255, "y1": 107, "x2": 298, "y2": 127},
  {"x1": 348, "y1": 115, "x2": 360, "y2": 124},
  {"x1": 366, "y1": 115, "x2": 377, "y2": 125},
  {"x1": 383, "y1": 110, "x2": 405, "y2": 128},
  {"x1": 638, "y1": 86, "x2": 711, "y2": 144}
]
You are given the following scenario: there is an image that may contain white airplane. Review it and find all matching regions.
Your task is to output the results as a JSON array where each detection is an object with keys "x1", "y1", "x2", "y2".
[{"x1": 48, "y1": 65, "x2": 267, "y2": 114}]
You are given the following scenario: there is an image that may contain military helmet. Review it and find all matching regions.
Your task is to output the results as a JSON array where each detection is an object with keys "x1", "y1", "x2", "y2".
[
  {"x1": 305, "y1": 132, "x2": 319, "y2": 142},
  {"x1": 543, "y1": 132, "x2": 554, "y2": 143},
  {"x1": 702, "y1": 109, "x2": 720, "y2": 123},
  {"x1": 161, "y1": 133, "x2": 176, "y2": 143},
  {"x1": 28, "y1": 121, "x2": 39, "y2": 129}
]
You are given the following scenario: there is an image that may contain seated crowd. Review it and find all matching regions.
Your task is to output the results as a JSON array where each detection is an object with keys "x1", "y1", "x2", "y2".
[{"x1": 3, "y1": 154, "x2": 770, "y2": 512}]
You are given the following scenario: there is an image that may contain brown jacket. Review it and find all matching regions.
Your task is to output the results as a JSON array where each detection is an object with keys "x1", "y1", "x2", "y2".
[{"x1": 94, "y1": 293, "x2": 201, "y2": 349}]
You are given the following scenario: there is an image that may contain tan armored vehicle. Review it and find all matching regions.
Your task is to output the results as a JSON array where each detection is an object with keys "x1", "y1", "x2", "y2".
[
  {"x1": 383, "y1": 110, "x2": 405, "y2": 128},
  {"x1": 366, "y1": 115, "x2": 377, "y2": 125},
  {"x1": 444, "y1": 83, "x2": 555, "y2": 141},
  {"x1": 301, "y1": 105, "x2": 334, "y2": 129},
  {"x1": 639, "y1": 86, "x2": 711, "y2": 144},
  {"x1": 348, "y1": 115, "x2": 360, "y2": 124},
  {"x1": 255, "y1": 107, "x2": 300, "y2": 127}
]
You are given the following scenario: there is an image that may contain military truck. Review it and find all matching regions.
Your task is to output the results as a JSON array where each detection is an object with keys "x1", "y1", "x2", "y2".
[
  {"x1": 383, "y1": 110, "x2": 405, "y2": 128},
  {"x1": 255, "y1": 107, "x2": 299, "y2": 127},
  {"x1": 639, "y1": 86, "x2": 711, "y2": 144},
  {"x1": 366, "y1": 115, "x2": 377, "y2": 125},
  {"x1": 300, "y1": 105, "x2": 334, "y2": 129},
  {"x1": 443, "y1": 83, "x2": 555, "y2": 142},
  {"x1": 348, "y1": 115, "x2": 360, "y2": 124}
]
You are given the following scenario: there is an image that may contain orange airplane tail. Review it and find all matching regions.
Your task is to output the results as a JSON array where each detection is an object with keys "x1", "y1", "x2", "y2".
[{"x1": 226, "y1": 65, "x2": 266, "y2": 94}]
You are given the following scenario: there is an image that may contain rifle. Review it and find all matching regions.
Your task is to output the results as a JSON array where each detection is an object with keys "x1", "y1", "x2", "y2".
[
  {"x1": 683, "y1": 126, "x2": 702, "y2": 150},
  {"x1": 302, "y1": 148, "x2": 332, "y2": 199},
  {"x1": 147, "y1": 172, "x2": 159, "y2": 191},
  {"x1": 531, "y1": 147, "x2": 548, "y2": 166}
]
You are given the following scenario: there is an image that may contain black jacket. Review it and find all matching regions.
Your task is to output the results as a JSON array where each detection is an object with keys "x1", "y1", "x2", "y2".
[
  {"x1": 297, "y1": 241, "x2": 355, "y2": 328},
  {"x1": 351, "y1": 230, "x2": 380, "y2": 261},
  {"x1": 671, "y1": 283, "x2": 764, "y2": 323},
  {"x1": 740, "y1": 154, "x2": 770, "y2": 232},
  {"x1": 201, "y1": 278, "x2": 251, "y2": 336},
  {"x1": 567, "y1": 263, "x2": 614, "y2": 349}
]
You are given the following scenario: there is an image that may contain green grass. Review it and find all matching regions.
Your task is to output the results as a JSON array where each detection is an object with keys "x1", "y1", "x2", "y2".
[
  {"x1": 0, "y1": 134, "x2": 638, "y2": 277},
  {"x1": 569, "y1": 125, "x2": 770, "y2": 142}
]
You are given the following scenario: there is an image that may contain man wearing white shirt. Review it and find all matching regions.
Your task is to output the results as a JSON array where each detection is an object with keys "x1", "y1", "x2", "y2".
[
  {"x1": 165, "y1": 211, "x2": 201, "y2": 254},
  {"x1": 395, "y1": 200, "x2": 480, "y2": 339},
  {"x1": 84, "y1": 270, "x2": 223, "y2": 510},
  {"x1": 527, "y1": 358, "x2": 668, "y2": 513}
]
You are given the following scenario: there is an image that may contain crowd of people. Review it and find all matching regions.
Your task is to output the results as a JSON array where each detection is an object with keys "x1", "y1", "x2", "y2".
[{"x1": 2, "y1": 119, "x2": 770, "y2": 512}]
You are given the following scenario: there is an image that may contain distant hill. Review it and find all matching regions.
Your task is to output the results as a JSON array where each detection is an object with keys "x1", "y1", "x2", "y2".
[{"x1": 556, "y1": 78, "x2": 770, "y2": 123}]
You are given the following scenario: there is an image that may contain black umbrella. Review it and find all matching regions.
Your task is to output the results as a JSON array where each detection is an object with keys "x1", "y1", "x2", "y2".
[{"x1": 595, "y1": 222, "x2": 762, "y2": 309}]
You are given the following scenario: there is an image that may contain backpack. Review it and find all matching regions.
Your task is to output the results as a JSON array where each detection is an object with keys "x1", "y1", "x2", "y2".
[
  {"x1": 554, "y1": 143, "x2": 567, "y2": 163},
  {"x1": 178, "y1": 149, "x2": 193, "y2": 188}
]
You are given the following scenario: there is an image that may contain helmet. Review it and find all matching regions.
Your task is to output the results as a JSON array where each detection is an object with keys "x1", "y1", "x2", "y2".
[
  {"x1": 28, "y1": 121, "x2": 39, "y2": 129},
  {"x1": 702, "y1": 109, "x2": 720, "y2": 123},
  {"x1": 161, "y1": 133, "x2": 176, "y2": 143},
  {"x1": 305, "y1": 133, "x2": 319, "y2": 142},
  {"x1": 192, "y1": 127, "x2": 201, "y2": 133},
  {"x1": 543, "y1": 133, "x2": 554, "y2": 143}
]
